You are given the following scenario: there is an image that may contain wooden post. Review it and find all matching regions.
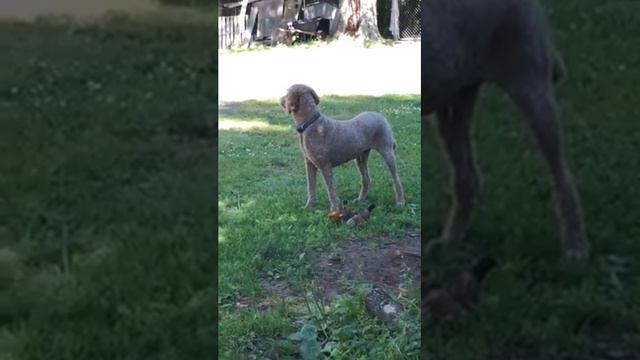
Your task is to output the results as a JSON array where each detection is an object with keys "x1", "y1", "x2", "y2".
[
  {"x1": 238, "y1": 0, "x2": 250, "y2": 46},
  {"x1": 390, "y1": 0, "x2": 399, "y2": 40},
  {"x1": 246, "y1": 8, "x2": 259, "y2": 48}
]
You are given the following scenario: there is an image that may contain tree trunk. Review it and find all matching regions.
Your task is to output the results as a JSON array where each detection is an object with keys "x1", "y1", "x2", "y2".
[
  {"x1": 335, "y1": 0, "x2": 382, "y2": 42},
  {"x1": 389, "y1": 0, "x2": 400, "y2": 40},
  {"x1": 335, "y1": 0, "x2": 359, "y2": 37},
  {"x1": 356, "y1": 0, "x2": 382, "y2": 41}
]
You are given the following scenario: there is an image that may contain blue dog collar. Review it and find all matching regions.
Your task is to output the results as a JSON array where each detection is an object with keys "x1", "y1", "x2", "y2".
[{"x1": 296, "y1": 112, "x2": 321, "y2": 134}]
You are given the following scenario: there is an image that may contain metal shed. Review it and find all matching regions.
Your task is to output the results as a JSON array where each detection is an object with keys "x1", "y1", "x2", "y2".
[
  {"x1": 218, "y1": 0, "x2": 340, "y2": 47},
  {"x1": 303, "y1": 0, "x2": 339, "y2": 36},
  {"x1": 250, "y1": 0, "x2": 284, "y2": 39}
]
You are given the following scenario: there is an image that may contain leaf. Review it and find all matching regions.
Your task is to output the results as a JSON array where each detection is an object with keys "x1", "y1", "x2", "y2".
[
  {"x1": 288, "y1": 324, "x2": 317, "y2": 342},
  {"x1": 300, "y1": 339, "x2": 322, "y2": 360},
  {"x1": 322, "y1": 341, "x2": 338, "y2": 355},
  {"x1": 288, "y1": 325, "x2": 321, "y2": 360},
  {"x1": 298, "y1": 324, "x2": 318, "y2": 341},
  {"x1": 288, "y1": 332, "x2": 303, "y2": 341}
]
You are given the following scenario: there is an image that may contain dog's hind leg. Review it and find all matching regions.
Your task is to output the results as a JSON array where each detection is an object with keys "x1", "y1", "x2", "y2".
[
  {"x1": 355, "y1": 150, "x2": 371, "y2": 201},
  {"x1": 436, "y1": 83, "x2": 481, "y2": 245},
  {"x1": 379, "y1": 149, "x2": 405, "y2": 205},
  {"x1": 500, "y1": 79, "x2": 589, "y2": 258}
]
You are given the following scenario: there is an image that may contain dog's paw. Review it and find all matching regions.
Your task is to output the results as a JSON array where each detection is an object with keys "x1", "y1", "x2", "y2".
[
  {"x1": 304, "y1": 201, "x2": 316, "y2": 210},
  {"x1": 563, "y1": 241, "x2": 590, "y2": 260},
  {"x1": 329, "y1": 202, "x2": 344, "y2": 212},
  {"x1": 424, "y1": 236, "x2": 463, "y2": 256},
  {"x1": 562, "y1": 230, "x2": 590, "y2": 260},
  {"x1": 424, "y1": 237, "x2": 448, "y2": 255}
]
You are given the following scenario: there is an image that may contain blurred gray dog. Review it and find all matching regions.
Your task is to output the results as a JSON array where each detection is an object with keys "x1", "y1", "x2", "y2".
[
  {"x1": 280, "y1": 84, "x2": 405, "y2": 212},
  {"x1": 423, "y1": 0, "x2": 589, "y2": 258}
]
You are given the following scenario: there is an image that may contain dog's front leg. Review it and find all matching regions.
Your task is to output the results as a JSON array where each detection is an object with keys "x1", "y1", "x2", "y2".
[
  {"x1": 305, "y1": 159, "x2": 318, "y2": 208},
  {"x1": 319, "y1": 166, "x2": 341, "y2": 211},
  {"x1": 355, "y1": 150, "x2": 371, "y2": 201},
  {"x1": 435, "y1": 85, "x2": 481, "y2": 245}
]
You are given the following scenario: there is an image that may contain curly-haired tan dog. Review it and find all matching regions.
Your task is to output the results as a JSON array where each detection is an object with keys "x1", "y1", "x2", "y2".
[
  {"x1": 280, "y1": 84, "x2": 405, "y2": 212},
  {"x1": 423, "y1": 0, "x2": 589, "y2": 258}
]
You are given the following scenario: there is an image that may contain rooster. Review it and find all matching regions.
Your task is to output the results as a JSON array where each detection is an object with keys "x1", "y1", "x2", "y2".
[
  {"x1": 327, "y1": 201, "x2": 356, "y2": 224},
  {"x1": 346, "y1": 204, "x2": 376, "y2": 226}
]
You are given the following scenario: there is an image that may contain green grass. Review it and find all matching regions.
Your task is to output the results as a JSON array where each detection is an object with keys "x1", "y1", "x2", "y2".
[
  {"x1": 218, "y1": 95, "x2": 421, "y2": 358},
  {"x1": 0, "y1": 10, "x2": 216, "y2": 360},
  {"x1": 423, "y1": 0, "x2": 640, "y2": 358}
]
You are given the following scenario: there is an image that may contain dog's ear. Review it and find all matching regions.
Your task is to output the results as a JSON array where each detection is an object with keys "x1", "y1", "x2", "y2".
[
  {"x1": 310, "y1": 89, "x2": 320, "y2": 105},
  {"x1": 279, "y1": 96, "x2": 288, "y2": 113}
]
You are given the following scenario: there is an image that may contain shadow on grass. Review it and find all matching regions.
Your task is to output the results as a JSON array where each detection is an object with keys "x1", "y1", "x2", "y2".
[{"x1": 219, "y1": 94, "x2": 420, "y2": 128}]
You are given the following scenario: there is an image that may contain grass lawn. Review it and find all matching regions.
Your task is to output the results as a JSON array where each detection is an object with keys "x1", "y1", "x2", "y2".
[
  {"x1": 218, "y1": 95, "x2": 421, "y2": 358},
  {"x1": 0, "y1": 9, "x2": 216, "y2": 360},
  {"x1": 423, "y1": 0, "x2": 640, "y2": 358}
]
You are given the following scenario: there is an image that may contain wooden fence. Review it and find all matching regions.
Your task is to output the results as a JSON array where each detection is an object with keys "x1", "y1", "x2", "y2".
[{"x1": 218, "y1": 15, "x2": 249, "y2": 48}]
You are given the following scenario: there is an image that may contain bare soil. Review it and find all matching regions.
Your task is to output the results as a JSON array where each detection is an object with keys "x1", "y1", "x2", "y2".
[
  {"x1": 310, "y1": 232, "x2": 421, "y2": 300},
  {"x1": 259, "y1": 231, "x2": 421, "y2": 306}
]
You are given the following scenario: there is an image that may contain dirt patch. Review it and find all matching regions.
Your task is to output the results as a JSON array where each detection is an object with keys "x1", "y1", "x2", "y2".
[
  {"x1": 235, "y1": 284, "x2": 296, "y2": 312},
  {"x1": 310, "y1": 232, "x2": 421, "y2": 301},
  {"x1": 261, "y1": 277, "x2": 297, "y2": 298},
  {"x1": 256, "y1": 232, "x2": 421, "y2": 309}
]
